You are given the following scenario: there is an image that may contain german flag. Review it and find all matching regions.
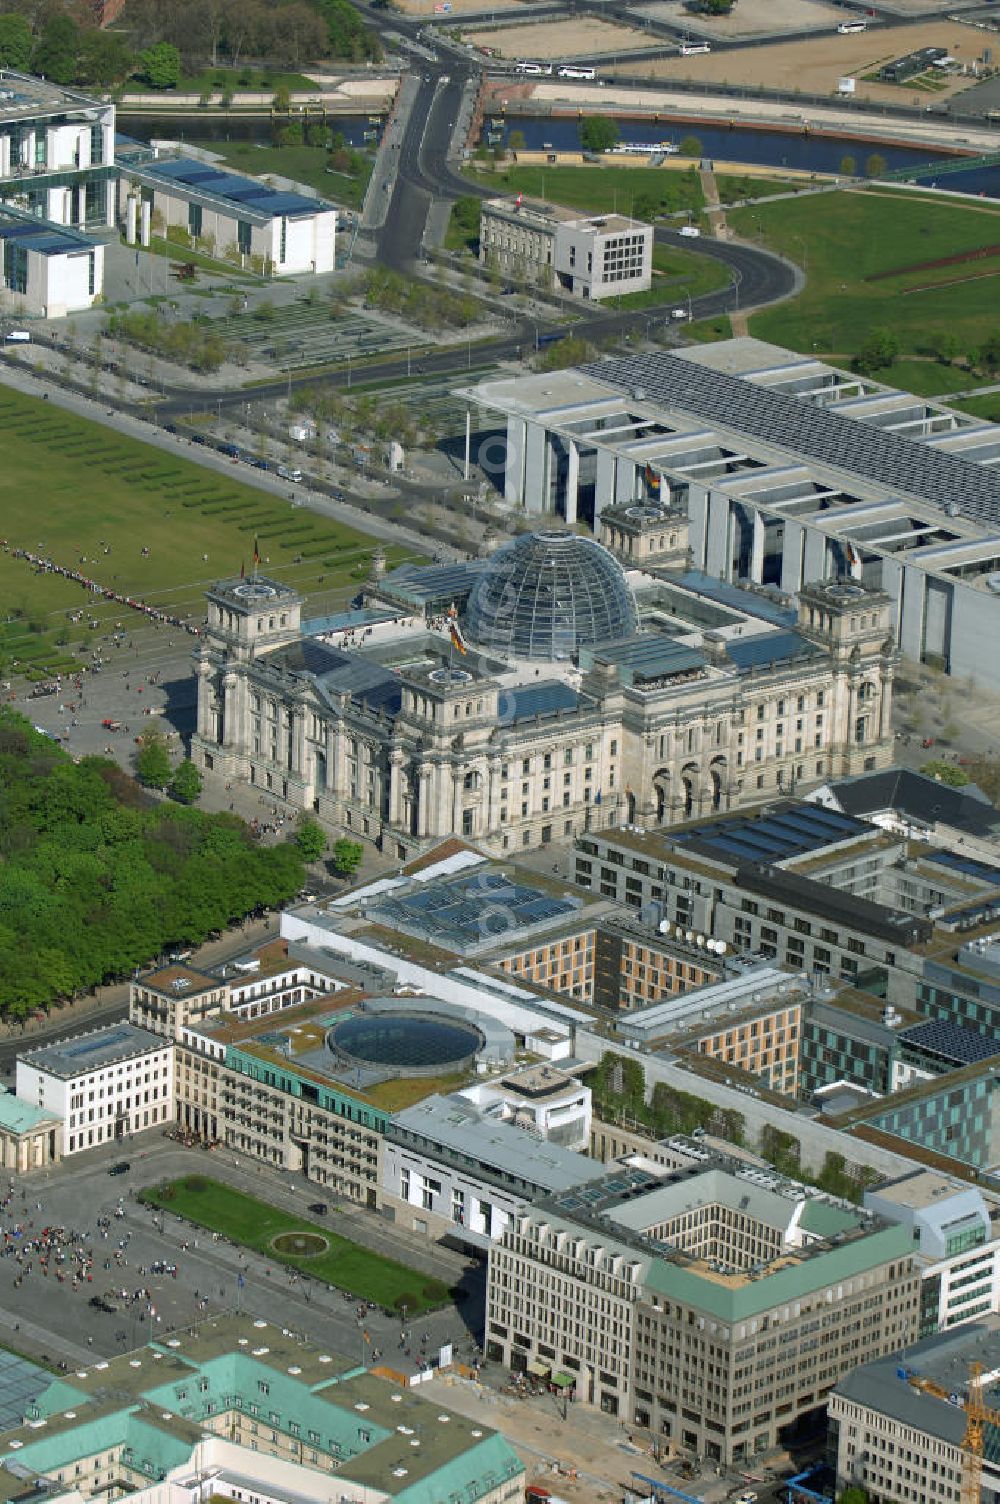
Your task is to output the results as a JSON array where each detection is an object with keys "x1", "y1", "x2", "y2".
[
  {"x1": 253, "y1": 537, "x2": 261, "y2": 567},
  {"x1": 448, "y1": 602, "x2": 467, "y2": 656},
  {"x1": 645, "y1": 462, "x2": 661, "y2": 491}
]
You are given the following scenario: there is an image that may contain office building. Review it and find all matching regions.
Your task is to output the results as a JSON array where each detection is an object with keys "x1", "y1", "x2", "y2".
[
  {"x1": 0, "y1": 71, "x2": 115, "y2": 228},
  {"x1": 479, "y1": 196, "x2": 652, "y2": 300},
  {"x1": 191, "y1": 551, "x2": 896, "y2": 856},
  {"x1": 381, "y1": 1090, "x2": 604, "y2": 1249},
  {"x1": 865, "y1": 1170, "x2": 1000, "y2": 1336},
  {"x1": 829, "y1": 1321, "x2": 1000, "y2": 1504},
  {"x1": 15, "y1": 1023, "x2": 174, "y2": 1156},
  {"x1": 458, "y1": 338, "x2": 1000, "y2": 686},
  {"x1": 0, "y1": 1315, "x2": 524, "y2": 1504},
  {"x1": 487, "y1": 1156, "x2": 920, "y2": 1463},
  {"x1": 0, "y1": 206, "x2": 102, "y2": 315},
  {"x1": 122, "y1": 154, "x2": 336, "y2": 275}
]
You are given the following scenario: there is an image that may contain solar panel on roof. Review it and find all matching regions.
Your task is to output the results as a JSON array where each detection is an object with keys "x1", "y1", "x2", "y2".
[
  {"x1": 586, "y1": 354, "x2": 1000, "y2": 525},
  {"x1": 931, "y1": 850, "x2": 1000, "y2": 885},
  {"x1": 900, "y1": 1018, "x2": 1000, "y2": 1064}
]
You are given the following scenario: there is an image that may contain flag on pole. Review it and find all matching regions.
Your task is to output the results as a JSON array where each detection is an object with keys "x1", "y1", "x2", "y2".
[
  {"x1": 253, "y1": 537, "x2": 261, "y2": 568},
  {"x1": 644, "y1": 462, "x2": 661, "y2": 491},
  {"x1": 447, "y1": 602, "x2": 467, "y2": 656},
  {"x1": 237, "y1": 1273, "x2": 245, "y2": 1289},
  {"x1": 515, "y1": 192, "x2": 523, "y2": 208}
]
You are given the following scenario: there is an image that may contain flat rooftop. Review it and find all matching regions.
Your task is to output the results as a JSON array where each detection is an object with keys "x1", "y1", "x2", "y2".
[
  {"x1": 484, "y1": 195, "x2": 645, "y2": 235},
  {"x1": 390, "y1": 1093, "x2": 603, "y2": 1192},
  {"x1": 0, "y1": 70, "x2": 106, "y2": 122},
  {"x1": 835, "y1": 1318, "x2": 1000, "y2": 1442},
  {"x1": 584, "y1": 349, "x2": 1000, "y2": 528},
  {"x1": 22, "y1": 1023, "x2": 165, "y2": 1079},
  {"x1": 867, "y1": 1168, "x2": 971, "y2": 1210},
  {"x1": 495, "y1": 1064, "x2": 582, "y2": 1100},
  {"x1": 134, "y1": 155, "x2": 333, "y2": 223},
  {"x1": 367, "y1": 869, "x2": 585, "y2": 955},
  {"x1": 0, "y1": 210, "x2": 97, "y2": 256}
]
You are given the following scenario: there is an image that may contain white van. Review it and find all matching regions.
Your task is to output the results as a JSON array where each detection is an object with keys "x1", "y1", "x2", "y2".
[
  {"x1": 277, "y1": 463, "x2": 302, "y2": 483},
  {"x1": 679, "y1": 225, "x2": 701, "y2": 238}
]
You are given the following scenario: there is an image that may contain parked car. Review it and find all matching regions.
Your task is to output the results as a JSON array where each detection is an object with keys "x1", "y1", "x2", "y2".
[
  {"x1": 308, "y1": 1202, "x2": 328, "y2": 1216},
  {"x1": 108, "y1": 1161, "x2": 130, "y2": 1176}
]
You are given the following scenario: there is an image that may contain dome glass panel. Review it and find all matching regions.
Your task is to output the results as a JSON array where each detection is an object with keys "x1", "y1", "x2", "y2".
[{"x1": 464, "y1": 530, "x2": 638, "y2": 661}]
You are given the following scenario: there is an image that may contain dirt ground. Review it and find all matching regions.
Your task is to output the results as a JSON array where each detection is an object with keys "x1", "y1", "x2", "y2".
[
  {"x1": 395, "y1": 0, "x2": 524, "y2": 15},
  {"x1": 633, "y1": 0, "x2": 845, "y2": 39},
  {"x1": 469, "y1": 15, "x2": 654, "y2": 57},
  {"x1": 605, "y1": 19, "x2": 999, "y2": 105},
  {"x1": 431, "y1": 1375, "x2": 652, "y2": 1503}
]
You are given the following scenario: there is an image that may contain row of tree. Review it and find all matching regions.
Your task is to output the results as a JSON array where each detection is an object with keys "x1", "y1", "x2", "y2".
[
  {"x1": 362, "y1": 268, "x2": 482, "y2": 332},
  {"x1": 0, "y1": 713, "x2": 307, "y2": 1018},
  {"x1": 855, "y1": 326, "x2": 1000, "y2": 377},
  {"x1": 121, "y1": 0, "x2": 381, "y2": 68}
]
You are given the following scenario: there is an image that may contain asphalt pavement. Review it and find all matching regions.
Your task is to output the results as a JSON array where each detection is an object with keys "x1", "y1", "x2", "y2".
[{"x1": 1, "y1": 1138, "x2": 481, "y2": 1371}]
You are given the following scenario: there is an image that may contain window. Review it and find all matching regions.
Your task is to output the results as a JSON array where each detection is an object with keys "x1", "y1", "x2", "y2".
[
  {"x1": 188, "y1": 202, "x2": 203, "y2": 238},
  {"x1": 279, "y1": 216, "x2": 288, "y2": 263},
  {"x1": 237, "y1": 219, "x2": 252, "y2": 255}
]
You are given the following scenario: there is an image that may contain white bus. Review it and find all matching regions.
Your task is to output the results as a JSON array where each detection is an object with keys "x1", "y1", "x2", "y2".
[
  {"x1": 515, "y1": 60, "x2": 553, "y2": 76},
  {"x1": 557, "y1": 64, "x2": 597, "y2": 80},
  {"x1": 679, "y1": 42, "x2": 711, "y2": 55},
  {"x1": 836, "y1": 19, "x2": 867, "y2": 32}
]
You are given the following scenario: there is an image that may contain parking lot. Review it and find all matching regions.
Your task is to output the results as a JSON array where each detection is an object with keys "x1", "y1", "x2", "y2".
[{"x1": 0, "y1": 1139, "x2": 480, "y2": 1371}]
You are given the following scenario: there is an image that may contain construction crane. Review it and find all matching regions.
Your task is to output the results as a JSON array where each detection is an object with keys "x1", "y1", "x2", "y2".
[
  {"x1": 907, "y1": 1360, "x2": 1000, "y2": 1504},
  {"x1": 962, "y1": 1362, "x2": 989, "y2": 1504}
]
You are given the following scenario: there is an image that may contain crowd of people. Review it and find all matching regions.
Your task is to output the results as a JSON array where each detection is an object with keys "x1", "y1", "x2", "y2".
[{"x1": 8, "y1": 547, "x2": 202, "y2": 638}]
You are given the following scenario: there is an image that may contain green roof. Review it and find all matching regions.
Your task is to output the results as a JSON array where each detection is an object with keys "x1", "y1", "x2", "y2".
[
  {"x1": 0, "y1": 1094, "x2": 58, "y2": 1133},
  {"x1": 0, "y1": 1319, "x2": 524, "y2": 1504},
  {"x1": 798, "y1": 1199, "x2": 860, "y2": 1237},
  {"x1": 644, "y1": 1222, "x2": 913, "y2": 1320}
]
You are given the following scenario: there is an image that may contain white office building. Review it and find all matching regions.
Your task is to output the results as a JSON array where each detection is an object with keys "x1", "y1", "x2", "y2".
[
  {"x1": 458, "y1": 1062, "x2": 591, "y2": 1151},
  {"x1": 16, "y1": 1022, "x2": 174, "y2": 1155},
  {"x1": 459, "y1": 337, "x2": 1000, "y2": 686},
  {"x1": 0, "y1": 207, "x2": 102, "y2": 315},
  {"x1": 122, "y1": 154, "x2": 336, "y2": 276},
  {"x1": 480, "y1": 196, "x2": 652, "y2": 300},
  {"x1": 865, "y1": 1169, "x2": 1000, "y2": 1336},
  {"x1": 0, "y1": 71, "x2": 115, "y2": 228},
  {"x1": 381, "y1": 1091, "x2": 604, "y2": 1249}
]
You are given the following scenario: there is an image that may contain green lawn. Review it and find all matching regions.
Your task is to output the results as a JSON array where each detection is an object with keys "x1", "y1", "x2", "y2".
[
  {"x1": 467, "y1": 162, "x2": 704, "y2": 219},
  {"x1": 952, "y1": 391, "x2": 1000, "y2": 423},
  {"x1": 715, "y1": 174, "x2": 804, "y2": 205},
  {"x1": 123, "y1": 70, "x2": 316, "y2": 96},
  {"x1": 142, "y1": 1176, "x2": 452, "y2": 1312},
  {"x1": 0, "y1": 385, "x2": 413, "y2": 677},
  {"x1": 683, "y1": 313, "x2": 733, "y2": 344},
  {"x1": 728, "y1": 189, "x2": 1000, "y2": 364},
  {"x1": 863, "y1": 357, "x2": 984, "y2": 398},
  {"x1": 192, "y1": 140, "x2": 374, "y2": 211},
  {"x1": 613, "y1": 242, "x2": 731, "y2": 310}
]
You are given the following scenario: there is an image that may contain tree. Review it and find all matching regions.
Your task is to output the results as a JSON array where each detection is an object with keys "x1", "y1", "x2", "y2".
[
  {"x1": 0, "y1": 15, "x2": 33, "y2": 70},
  {"x1": 508, "y1": 129, "x2": 526, "y2": 153},
  {"x1": 135, "y1": 732, "x2": 172, "y2": 788},
  {"x1": 864, "y1": 152, "x2": 887, "y2": 179},
  {"x1": 978, "y1": 332, "x2": 1000, "y2": 375},
  {"x1": 934, "y1": 330, "x2": 961, "y2": 366},
  {"x1": 921, "y1": 759, "x2": 969, "y2": 787},
  {"x1": 295, "y1": 818, "x2": 327, "y2": 863},
  {"x1": 837, "y1": 1490, "x2": 869, "y2": 1504},
  {"x1": 579, "y1": 115, "x2": 619, "y2": 154},
  {"x1": 32, "y1": 14, "x2": 79, "y2": 85},
  {"x1": 854, "y1": 327, "x2": 900, "y2": 375},
  {"x1": 137, "y1": 42, "x2": 182, "y2": 89},
  {"x1": 170, "y1": 760, "x2": 203, "y2": 804},
  {"x1": 330, "y1": 837, "x2": 364, "y2": 877},
  {"x1": 678, "y1": 134, "x2": 703, "y2": 158},
  {"x1": 77, "y1": 30, "x2": 135, "y2": 87},
  {"x1": 839, "y1": 153, "x2": 857, "y2": 177}
]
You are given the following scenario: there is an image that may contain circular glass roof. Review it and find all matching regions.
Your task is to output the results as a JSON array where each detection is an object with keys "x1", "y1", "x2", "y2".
[
  {"x1": 328, "y1": 1012, "x2": 484, "y2": 1075},
  {"x1": 464, "y1": 530, "x2": 638, "y2": 661}
]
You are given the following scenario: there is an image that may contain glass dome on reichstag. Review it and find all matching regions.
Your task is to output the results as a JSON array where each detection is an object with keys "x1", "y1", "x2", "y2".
[{"x1": 464, "y1": 530, "x2": 638, "y2": 662}]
